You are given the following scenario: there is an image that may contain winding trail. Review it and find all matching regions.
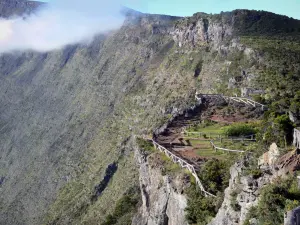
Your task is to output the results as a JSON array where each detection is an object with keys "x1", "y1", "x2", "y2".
[
  {"x1": 145, "y1": 93, "x2": 263, "y2": 197},
  {"x1": 151, "y1": 140, "x2": 216, "y2": 197},
  {"x1": 195, "y1": 93, "x2": 266, "y2": 110},
  {"x1": 210, "y1": 141, "x2": 245, "y2": 153}
]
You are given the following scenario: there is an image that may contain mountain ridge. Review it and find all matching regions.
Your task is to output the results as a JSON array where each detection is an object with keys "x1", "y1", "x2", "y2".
[
  {"x1": 0, "y1": 1, "x2": 300, "y2": 225},
  {"x1": 0, "y1": 0, "x2": 44, "y2": 17}
]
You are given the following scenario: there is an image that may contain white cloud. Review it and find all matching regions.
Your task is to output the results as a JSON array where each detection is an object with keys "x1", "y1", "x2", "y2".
[{"x1": 0, "y1": 0, "x2": 127, "y2": 53}]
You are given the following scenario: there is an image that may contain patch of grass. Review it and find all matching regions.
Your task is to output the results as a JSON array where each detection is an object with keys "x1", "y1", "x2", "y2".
[
  {"x1": 159, "y1": 153, "x2": 182, "y2": 176},
  {"x1": 187, "y1": 137, "x2": 247, "y2": 158},
  {"x1": 188, "y1": 123, "x2": 227, "y2": 134},
  {"x1": 187, "y1": 138, "x2": 224, "y2": 158},
  {"x1": 136, "y1": 137, "x2": 155, "y2": 154},
  {"x1": 101, "y1": 186, "x2": 140, "y2": 225}
]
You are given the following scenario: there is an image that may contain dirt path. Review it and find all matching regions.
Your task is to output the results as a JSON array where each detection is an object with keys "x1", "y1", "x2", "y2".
[
  {"x1": 154, "y1": 102, "x2": 259, "y2": 167},
  {"x1": 155, "y1": 109, "x2": 206, "y2": 167}
]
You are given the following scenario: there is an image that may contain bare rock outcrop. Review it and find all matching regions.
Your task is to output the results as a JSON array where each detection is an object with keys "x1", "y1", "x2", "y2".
[
  {"x1": 171, "y1": 18, "x2": 233, "y2": 48},
  {"x1": 258, "y1": 143, "x2": 280, "y2": 166},
  {"x1": 133, "y1": 148, "x2": 189, "y2": 225},
  {"x1": 209, "y1": 161, "x2": 272, "y2": 225},
  {"x1": 277, "y1": 149, "x2": 300, "y2": 175}
]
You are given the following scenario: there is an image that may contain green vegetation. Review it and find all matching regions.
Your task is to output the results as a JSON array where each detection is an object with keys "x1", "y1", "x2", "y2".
[
  {"x1": 185, "y1": 159, "x2": 232, "y2": 224},
  {"x1": 240, "y1": 34, "x2": 300, "y2": 149},
  {"x1": 230, "y1": 189, "x2": 242, "y2": 211},
  {"x1": 199, "y1": 159, "x2": 231, "y2": 195},
  {"x1": 185, "y1": 189, "x2": 220, "y2": 225},
  {"x1": 101, "y1": 187, "x2": 140, "y2": 225},
  {"x1": 243, "y1": 176, "x2": 300, "y2": 225},
  {"x1": 187, "y1": 121, "x2": 260, "y2": 138},
  {"x1": 187, "y1": 121, "x2": 226, "y2": 135},
  {"x1": 159, "y1": 153, "x2": 183, "y2": 176},
  {"x1": 136, "y1": 137, "x2": 156, "y2": 154},
  {"x1": 187, "y1": 139, "x2": 220, "y2": 157},
  {"x1": 232, "y1": 10, "x2": 300, "y2": 38},
  {"x1": 240, "y1": 36, "x2": 300, "y2": 52},
  {"x1": 184, "y1": 121, "x2": 258, "y2": 158},
  {"x1": 237, "y1": 11, "x2": 300, "y2": 149},
  {"x1": 184, "y1": 122, "x2": 227, "y2": 158},
  {"x1": 222, "y1": 123, "x2": 258, "y2": 137},
  {"x1": 260, "y1": 113, "x2": 294, "y2": 148}
]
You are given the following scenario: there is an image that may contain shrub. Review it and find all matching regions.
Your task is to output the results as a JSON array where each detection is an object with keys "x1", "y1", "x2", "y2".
[
  {"x1": 199, "y1": 159, "x2": 231, "y2": 195},
  {"x1": 250, "y1": 168, "x2": 263, "y2": 179},
  {"x1": 243, "y1": 207, "x2": 258, "y2": 225},
  {"x1": 159, "y1": 153, "x2": 182, "y2": 176},
  {"x1": 230, "y1": 189, "x2": 241, "y2": 211},
  {"x1": 101, "y1": 187, "x2": 140, "y2": 225},
  {"x1": 260, "y1": 113, "x2": 294, "y2": 147},
  {"x1": 252, "y1": 94, "x2": 266, "y2": 104},
  {"x1": 223, "y1": 123, "x2": 257, "y2": 137},
  {"x1": 185, "y1": 185, "x2": 220, "y2": 225},
  {"x1": 136, "y1": 137, "x2": 155, "y2": 154},
  {"x1": 102, "y1": 215, "x2": 117, "y2": 225},
  {"x1": 285, "y1": 199, "x2": 300, "y2": 211},
  {"x1": 243, "y1": 176, "x2": 300, "y2": 225},
  {"x1": 185, "y1": 159, "x2": 232, "y2": 224}
]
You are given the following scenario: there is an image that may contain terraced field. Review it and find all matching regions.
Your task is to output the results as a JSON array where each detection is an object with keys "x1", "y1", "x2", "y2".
[{"x1": 183, "y1": 123, "x2": 254, "y2": 158}]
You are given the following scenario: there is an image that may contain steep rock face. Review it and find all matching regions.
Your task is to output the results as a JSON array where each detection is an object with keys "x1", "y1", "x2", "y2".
[
  {"x1": 277, "y1": 150, "x2": 300, "y2": 175},
  {"x1": 0, "y1": 0, "x2": 43, "y2": 18},
  {"x1": 0, "y1": 4, "x2": 300, "y2": 224},
  {"x1": 209, "y1": 161, "x2": 272, "y2": 225},
  {"x1": 0, "y1": 11, "x2": 197, "y2": 225},
  {"x1": 133, "y1": 148, "x2": 188, "y2": 225},
  {"x1": 171, "y1": 17, "x2": 233, "y2": 48},
  {"x1": 258, "y1": 143, "x2": 280, "y2": 166}
]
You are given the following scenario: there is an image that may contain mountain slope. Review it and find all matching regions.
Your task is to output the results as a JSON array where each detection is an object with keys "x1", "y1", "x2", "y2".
[
  {"x1": 0, "y1": 0, "x2": 43, "y2": 17},
  {"x1": 0, "y1": 2, "x2": 300, "y2": 225}
]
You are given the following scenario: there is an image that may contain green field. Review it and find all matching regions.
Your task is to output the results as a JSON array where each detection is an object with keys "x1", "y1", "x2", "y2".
[
  {"x1": 183, "y1": 122, "x2": 251, "y2": 158},
  {"x1": 186, "y1": 123, "x2": 228, "y2": 133}
]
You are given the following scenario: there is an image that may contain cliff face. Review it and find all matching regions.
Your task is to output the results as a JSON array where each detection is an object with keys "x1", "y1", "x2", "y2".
[
  {"x1": 1, "y1": 2, "x2": 300, "y2": 224},
  {"x1": 208, "y1": 161, "x2": 272, "y2": 225},
  {"x1": 171, "y1": 17, "x2": 233, "y2": 48},
  {"x1": 133, "y1": 147, "x2": 189, "y2": 225},
  {"x1": 0, "y1": 8, "x2": 196, "y2": 225},
  {"x1": 0, "y1": 0, "x2": 43, "y2": 17}
]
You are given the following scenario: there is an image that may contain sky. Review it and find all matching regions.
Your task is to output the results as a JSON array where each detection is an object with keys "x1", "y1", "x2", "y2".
[
  {"x1": 0, "y1": 0, "x2": 299, "y2": 53},
  {"x1": 124, "y1": 0, "x2": 300, "y2": 19},
  {"x1": 0, "y1": 0, "x2": 125, "y2": 52}
]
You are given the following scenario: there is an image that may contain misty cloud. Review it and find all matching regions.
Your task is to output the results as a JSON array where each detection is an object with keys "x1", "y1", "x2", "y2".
[{"x1": 0, "y1": 0, "x2": 128, "y2": 53}]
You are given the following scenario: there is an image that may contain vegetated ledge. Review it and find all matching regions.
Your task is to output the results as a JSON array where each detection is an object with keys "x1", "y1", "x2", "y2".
[{"x1": 136, "y1": 94, "x2": 264, "y2": 224}]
